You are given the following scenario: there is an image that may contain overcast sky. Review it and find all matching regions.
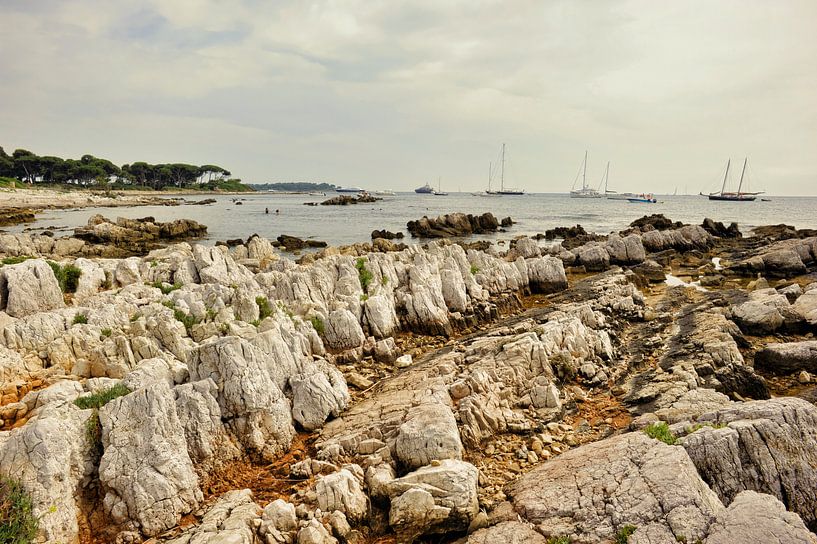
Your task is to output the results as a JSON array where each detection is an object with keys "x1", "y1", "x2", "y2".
[{"x1": 2, "y1": 1, "x2": 816, "y2": 194}]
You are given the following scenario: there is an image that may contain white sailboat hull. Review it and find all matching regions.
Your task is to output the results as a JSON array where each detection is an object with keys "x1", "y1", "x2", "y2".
[{"x1": 570, "y1": 189, "x2": 603, "y2": 198}]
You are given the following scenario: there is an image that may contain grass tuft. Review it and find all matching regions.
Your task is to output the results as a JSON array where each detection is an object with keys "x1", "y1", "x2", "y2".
[
  {"x1": 310, "y1": 316, "x2": 325, "y2": 335},
  {"x1": 0, "y1": 475, "x2": 39, "y2": 544},
  {"x1": 615, "y1": 525, "x2": 637, "y2": 544},
  {"x1": 73, "y1": 383, "x2": 130, "y2": 410},
  {"x1": 150, "y1": 281, "x2": 181, "y2": 295},
  {"x1": 256, "y1": 296, "x2": 272, "y2": 320},
  {"x1": 47, "y1": 261, "x2": 82, "y2": 293},
  {"x1": 72, "y1": 313, "x2": 88, "y2": 325},
  {"x1": 355, "y1": 257, "x2": 373, "y2": 293},
  {"x1": 100, "y1": 328, "x2": 112, "y2": 338},
  {"x1": 643, "y1": 422, "x2": 677, "y2": 445},
  {"x1": 173, "y1": 309, "x2": 200, "y2": 333},
  {"x1": 0, "y1": 256, "x2": 34, "y2": 266},
  {"x1": 470, "y1": 264, "x2": 480, "y2": 275}
]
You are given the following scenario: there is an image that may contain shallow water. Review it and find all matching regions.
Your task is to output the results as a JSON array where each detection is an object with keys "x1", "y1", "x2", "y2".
[{"x1": 10, "y1": 192, "x2": 817, "y2": 247}]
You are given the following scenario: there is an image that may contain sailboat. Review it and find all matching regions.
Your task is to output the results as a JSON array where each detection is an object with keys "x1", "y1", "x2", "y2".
[
  {"x1": 433, "y1": 177, "x2": 448, "y2": 196},
  {"x1": 570, "y1": 151, "x2": 603, "y2": 198},
  {"x1": 472, "y1": 162, "x2": 501, "y2": 196},
  {"x1": 601, "y1": 162, "x2": 635, "y2": 200},
  {"x1": 702, "y1": 158, "x2": 763, "y2": 201},
  {"x1": 494, "y1": 143, "x2": 525, "y2": 195}
]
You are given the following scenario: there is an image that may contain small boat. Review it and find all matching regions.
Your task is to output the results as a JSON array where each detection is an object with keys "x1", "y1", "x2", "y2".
[
  {"x1": 627, "y1": 193, "x2": 658, "y2": 203},
  {"x1": 307, "y1": 191, "x2": 326, "y2": 196},
  {"x1": 494, "y1": 143, "x2": 525, "y2": 195},
  {"x1": 703, "y1": 158, "x2": 763, "y2": 201},
  {"x1": 570, "y1": 151, "x2": 603, "y2": 198},
  {"x1": 336, "y1": 186, "x2": 364, "y2": 193},
  {"x1": 373, "y1": 190, "x2": 395, "y2": 196},
  {"x1": 415, "y1": 182, "x2": 435, "y2": 194},
  {"x1": 473, "y1": 161, "x2": 501, "y2": 196}
]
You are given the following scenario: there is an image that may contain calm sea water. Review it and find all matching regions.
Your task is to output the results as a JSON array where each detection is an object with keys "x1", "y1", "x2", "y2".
[{"x1": 10, "y1": 192, "x2": 817, "y2": 248}]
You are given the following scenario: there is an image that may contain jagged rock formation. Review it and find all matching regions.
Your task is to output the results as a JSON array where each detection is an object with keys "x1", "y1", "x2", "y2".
[
  {"x1": 406, "y1": 212, "x2": 502, "y2": 238},
  {"x1": 2, "y1": 217, "x2": 817, "y2": 544}
]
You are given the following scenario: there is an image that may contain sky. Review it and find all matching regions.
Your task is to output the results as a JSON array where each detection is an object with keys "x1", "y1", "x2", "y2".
[{"x1": 1, "y1": 0, "x2": 816, "y2": 195}]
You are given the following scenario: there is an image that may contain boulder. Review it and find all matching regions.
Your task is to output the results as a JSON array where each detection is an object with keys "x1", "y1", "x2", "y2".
[
  {"x1": 754, "y1": 341, "x2": 817, "y2": 375},
  {"x1": 526, "y1": 257, "x2": 568, "y2": 294},
  {"x1": 387, "y1": 460, "x2": 480, "y2": 539},
  {"x1": 98, "y1": 382, "x2": 202, "y2": 536},
  {"x1": 704, "y1": 491, "x2": 817, "y2": 544},
  {"x1": 173, "y1": 379, "x2": 243, "y2": 477},
  {"x1": 793, "y1": 290, "x2": 817, "y2": 327},
  {"x1": 394, "y1": 404, "x2": 464, "y2": 470},
  {"x1": 574, "y1": 243, "x2": 610, "y2": 271},
  {"x1": 0, "y1": 410, "x2": 91, "y2": 543},
  {"x1": 190, "y1": 337, "x2": 295, "y2": 461},
  {"x1": 507, "y1": 432, "x2": 723, "y2": 543},
  {"x1": 324, "y1": 309, "x2": 366, "y2": 350},
  {"x1": 2, "y1": 259, "x2": 64, "y2": 317},
  {"x1": 315, "y1": 468, "x2": 369, "y2": 523},
  {"x1": 407, "y1": 212, "x2": 501, "y2": 238},
  {"x1": 290, "y1": 371, "x2": 349, "y2": 431},
  {"x1": 682, "y1": 397, "x2": 817, "y2": 530}
]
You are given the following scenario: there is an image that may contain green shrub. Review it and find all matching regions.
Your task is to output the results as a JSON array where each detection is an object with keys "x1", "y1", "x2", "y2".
[
  {"x1": 250, "y1": 319, "x2": 261, "y2": 328},
  {"x1": 47, "y1": 261, "x2": 82, "y2": 293},
  {"x1": 360, "y1": 293, "x2": 369, "y2": 302},
  {"x1": 310, "y1": 316, "x2": 325, "y2": 335},
  {"x1": 256, "y1": 296, "x2": 272, "y2": 320},
  {"x1": 381, "y1": 275, "x2": 388, "y2": 286},
  {"x1": 643, "y1": 422, "x2": 676, "y2": 445},
  {"x1": 72, "y1": 313, "x2": 88, "y2": 325},
  {"x1": 73, "y1": 383, "x2": 131, "y2": 410},
  {"x1": 615, "y1": 525, "x2": 637, "y2": 544},
  {"x1": 174, "y1": 309, "x2": 200, "y2": 332},
  {"x1": 100, "y1": 328, "x2": 112, "y2": 338},
  {"x1": 129, "y1": 313, "x2": 141, "y2": 322},
  {"x1": 0, "y1": 256, "x2": 33, "y2": 266},
  {"x1": 0, "y1": 475, "x2": 39, "y2": 544},
  {"x1": 470, "y1": 264, "x2": 480, "y2": 275},
  {"x1": 151, "y1": 281, "x2": 181, "y2": 295},
  {"x1": 161, "y1": 300, "x2": 175, "y2": 309},
  {"x1": 355, "y1": 258, "x2": 373, "y2": 293}
]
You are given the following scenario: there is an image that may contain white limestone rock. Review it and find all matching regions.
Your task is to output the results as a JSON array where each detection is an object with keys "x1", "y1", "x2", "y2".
[
  {"x1": 315, "y1": 468, "x2": 369, "y2": 523},
  {"x1": 2, "y1": 259, "x2": 65, "y2": 317},
  {"x1": 98, "y1": 382, "x2": 202, "y2": 536},
  {"x1": 394, "y1": 403, "x2": 464, "y2": 470},
  {"x1": 189, "y1": 337, "x2": 295, "y2": 461}
]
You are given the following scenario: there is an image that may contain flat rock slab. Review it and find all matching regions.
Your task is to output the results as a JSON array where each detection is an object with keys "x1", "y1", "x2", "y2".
[{"x1": 507, "y1": 432, "x2": 724, "y2": 543}]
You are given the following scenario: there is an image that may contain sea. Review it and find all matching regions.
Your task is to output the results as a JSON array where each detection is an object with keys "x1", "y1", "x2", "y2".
[{"x1": 9, "y1": 192, "x2": 817, "y2": 249}]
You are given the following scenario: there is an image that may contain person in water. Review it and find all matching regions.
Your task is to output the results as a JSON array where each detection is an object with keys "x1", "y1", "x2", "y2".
[{"x1": 265, "y1": 208, "x2": 269, "y2": 214}]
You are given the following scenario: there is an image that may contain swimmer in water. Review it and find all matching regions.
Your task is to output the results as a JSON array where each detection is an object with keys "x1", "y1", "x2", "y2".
[{"x1": 265, "y1": 208, "x2": 269, "y2": 214}]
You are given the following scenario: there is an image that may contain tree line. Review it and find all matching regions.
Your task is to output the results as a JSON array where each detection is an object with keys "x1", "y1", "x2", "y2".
[{"x1": 0, "y1": 146, "x2": 234, "y2": 190}]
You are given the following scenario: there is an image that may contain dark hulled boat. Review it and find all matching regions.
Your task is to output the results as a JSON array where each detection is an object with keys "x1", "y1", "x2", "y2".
[{"x1": 703, "y1": 158, "x2": 763, "y2": 201}]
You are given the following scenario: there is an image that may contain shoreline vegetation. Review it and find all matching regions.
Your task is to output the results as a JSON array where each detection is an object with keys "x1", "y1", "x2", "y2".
[
  {"x1": 0, "y1": 211, "x2": 816, "y2": 543},
  {"x1": 0, "y1": 145, "x2": 254, "y2": 196}
]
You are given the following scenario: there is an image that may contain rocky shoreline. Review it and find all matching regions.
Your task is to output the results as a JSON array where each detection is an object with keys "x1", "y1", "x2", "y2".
[{"x1": 1, "y1": 214, "x2": 816, "y2": 544}]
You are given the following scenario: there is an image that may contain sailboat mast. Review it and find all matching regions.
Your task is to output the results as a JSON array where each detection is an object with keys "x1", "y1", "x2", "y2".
[
  {"x1": 488, "y1": 162, "x2": 492, "y2": 192},
  {"x1": 582, "y1": 150, "x2": 588, "y2": 190},
  {"x1": 604, "y1": 161, "x2": 610, "y2": 193},
  {"x1": 737, "y1": 158, "x2": 748, "y2": 195},
  {"x1": 500, "y1": 143, "x2": 506, "y2": 192},
  {"x1": 720, "y1": 159, "x2": 731, "y2": 196}
]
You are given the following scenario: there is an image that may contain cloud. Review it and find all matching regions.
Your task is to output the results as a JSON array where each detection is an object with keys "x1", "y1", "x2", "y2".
[{"x1": 1, "y1": 0, "x2": 815, "y2": 194}]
